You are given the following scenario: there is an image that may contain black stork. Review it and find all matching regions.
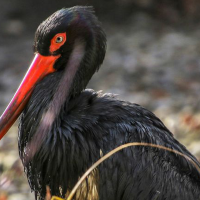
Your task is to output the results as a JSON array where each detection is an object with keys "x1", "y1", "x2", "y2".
[{"x1": 0, "y1": 6, "x2": 200, "y2": 200}]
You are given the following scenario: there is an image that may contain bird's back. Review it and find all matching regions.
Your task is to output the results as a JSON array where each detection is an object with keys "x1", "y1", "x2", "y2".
[{"x1": 66, "y1": 89, "x2": 200, "y2": 200}]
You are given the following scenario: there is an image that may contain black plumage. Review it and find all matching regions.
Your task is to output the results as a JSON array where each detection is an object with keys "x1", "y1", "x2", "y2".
[{"x1": 15, "y1": 6, "x2": 200, "y2": 200}]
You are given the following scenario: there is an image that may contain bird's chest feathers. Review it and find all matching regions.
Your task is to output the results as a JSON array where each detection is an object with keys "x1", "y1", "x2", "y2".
[{"x1": 18, "y1": 90, "x2": 104, "y2": 198}]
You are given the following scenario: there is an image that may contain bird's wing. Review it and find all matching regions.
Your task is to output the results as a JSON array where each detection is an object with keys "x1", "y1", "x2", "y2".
[{"x1": 65, "y1": 89, "x2": 200, "y2": 200}]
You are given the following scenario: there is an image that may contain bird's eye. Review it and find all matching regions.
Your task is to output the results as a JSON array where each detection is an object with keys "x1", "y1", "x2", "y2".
[
  {"x1": 55, "y1": 36, "x2": 63, "y2": 43},
  {"x1": 49, "y1": 33, "x2": 67, "y2": 53}
]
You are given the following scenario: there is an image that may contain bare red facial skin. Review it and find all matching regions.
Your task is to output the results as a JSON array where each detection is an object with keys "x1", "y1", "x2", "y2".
[
  {"x1": 0, "y1": 53, "x2": 60, "y2": 140},
  {"x1": 49, "y1": 33, "x2": 67, "y2": 53}
]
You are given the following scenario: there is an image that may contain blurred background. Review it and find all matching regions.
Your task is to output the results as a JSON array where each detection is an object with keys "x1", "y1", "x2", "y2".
[{"x1": 0, "y1": 0, "x2": 200, "y2": 199}]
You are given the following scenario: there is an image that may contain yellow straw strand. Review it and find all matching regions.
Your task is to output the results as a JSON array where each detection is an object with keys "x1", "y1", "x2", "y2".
[{"x1": 51, "y1": 196, "x2": 65, "y2": 200}]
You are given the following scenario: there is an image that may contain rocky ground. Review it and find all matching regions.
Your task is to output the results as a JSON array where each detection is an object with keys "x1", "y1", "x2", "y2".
[{"x1": 0, "y1": 10, "x2": 200, "y2": 200}]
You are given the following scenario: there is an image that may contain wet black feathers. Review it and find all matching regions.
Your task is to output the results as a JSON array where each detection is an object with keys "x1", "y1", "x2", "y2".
[{"x1": 19, "y1": 83, "x2": 200, "y2": 199}]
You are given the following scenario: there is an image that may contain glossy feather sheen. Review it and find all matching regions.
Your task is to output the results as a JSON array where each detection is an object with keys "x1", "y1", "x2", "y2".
[
  {"x1": 17, "y1": 6, "x2": 200, "y2": 200},
  {"x1": 19, "y1": 73, "x2": 200, "y2": 200}
]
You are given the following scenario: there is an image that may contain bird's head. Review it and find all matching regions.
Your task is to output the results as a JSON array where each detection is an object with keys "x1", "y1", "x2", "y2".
[
  {"x1": 0, "y1": 6, "x2": 106, "y2": 139},
  {"x1": 34, "y1": 6, "x2": 106, "y2": 70}
]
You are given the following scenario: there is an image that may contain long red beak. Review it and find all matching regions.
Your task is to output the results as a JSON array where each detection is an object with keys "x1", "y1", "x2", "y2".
[{"x1": 0, "y1": 53, "x2": 60, "y2": 140}]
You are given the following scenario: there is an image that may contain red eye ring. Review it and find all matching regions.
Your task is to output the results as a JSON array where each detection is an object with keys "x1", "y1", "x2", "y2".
[{"x1": 49, "y1": 32, "x2": 67, "y2": 53}]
